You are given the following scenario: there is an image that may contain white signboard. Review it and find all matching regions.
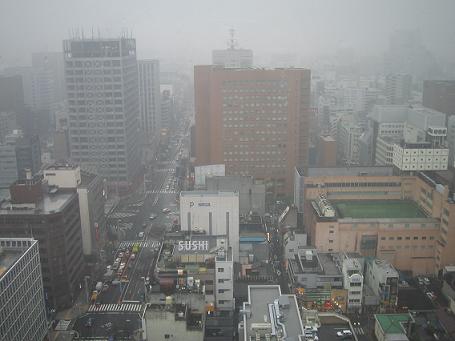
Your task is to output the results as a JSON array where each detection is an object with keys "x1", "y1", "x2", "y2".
[{"x1": 178, "y1": 240, "x2": 209, "y2": 252}]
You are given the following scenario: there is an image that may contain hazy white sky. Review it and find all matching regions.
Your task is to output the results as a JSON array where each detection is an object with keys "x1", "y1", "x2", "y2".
[{"x1": 1, "y1": 0, "x2": 454, "y2": 67}]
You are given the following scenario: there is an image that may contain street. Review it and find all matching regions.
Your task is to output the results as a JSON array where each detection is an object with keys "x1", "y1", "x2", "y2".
[{"x1": 97, "y1": 124, "x2": 188, "y2": 305}]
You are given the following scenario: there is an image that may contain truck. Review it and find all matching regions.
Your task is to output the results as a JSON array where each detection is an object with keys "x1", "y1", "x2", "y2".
[{"x1": 95, "y1": 281, "x2": 103, "y2": 292}]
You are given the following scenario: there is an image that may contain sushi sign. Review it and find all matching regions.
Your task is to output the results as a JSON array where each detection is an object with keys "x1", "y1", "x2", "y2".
[{"x1": 178, "y1": 240, "x2": 209, "y2": 251}]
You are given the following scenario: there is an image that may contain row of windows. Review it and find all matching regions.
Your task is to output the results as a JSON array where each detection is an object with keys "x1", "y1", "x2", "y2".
[
  {"x1": 67, "y1": 92, "x2": 123, "y2": 99},
  {"x1": 69, "y1": 106, "x2": 124, "y2": 113},
  {"x1": 68, "y1": 99, "x2": 123, "y2": 106},
  {"x1": 223, "y1": 95, "x2": 287, "y2": 100},
  {"x1": 222, "y1": 115, "x2": 287, "y2": 121},
  {"x1": 305, "y1": 182, "x2": 401, "y2": 188},
  {"x1": 66, "y1": 76, "x2": 122, "y2": 83},
  {"x1": 66, "y1": 68, "x2": 121, "y2": 75},
  {"x1": 381, "y1": 245, "x2": 433, "y2": 250},
  {"x1": 66, "y1": 60, "x2": 121, "y2": 67},
  {"x1": 381, "y1": 236, "x2": 434, "y2": 241},
  {"x1": 223, "y1": 102, "x2": 287, "y2": 108}
]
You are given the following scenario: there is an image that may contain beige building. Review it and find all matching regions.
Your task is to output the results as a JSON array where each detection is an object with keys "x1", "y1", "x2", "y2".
[{"x1": 299, "y1": 167, "x2": 455, "y2": 275}]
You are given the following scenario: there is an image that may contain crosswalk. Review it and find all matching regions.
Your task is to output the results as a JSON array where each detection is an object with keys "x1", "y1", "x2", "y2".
[
  {"x1": 353, "y1": 327, "x2": 365, "y2": 335},
  {"x1": 119, "y1": 240, "x2": 161, "y2": 249},
  {"x1": 88, "y1": 303, "x2": 142, "y2": 313}
]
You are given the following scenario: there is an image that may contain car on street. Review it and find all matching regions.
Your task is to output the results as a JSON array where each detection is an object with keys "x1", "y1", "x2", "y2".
[
  {"x1": 162, "y1": 208, "x2": 171, "y2": 213},
  {"x1": 426, "y1": 291, "x2": 436, "y2": 300},
  {"x1": 149, "y1": 214, "x2": 157, "y2": 220},
  {"x1": 138, "y1": 231, "x2": 145, "y2": 238},
  {"x1": 337, "y1": 330, "x2": 352, "y2": 338}
]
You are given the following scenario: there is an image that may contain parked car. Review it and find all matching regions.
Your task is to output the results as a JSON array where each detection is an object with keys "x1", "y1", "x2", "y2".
[
  {"x1": 138, "y1": 232, "x2": 145, "y2": 238},
  {"x1": 162, "y1": 208, "x2": 171, "y2": 213}
]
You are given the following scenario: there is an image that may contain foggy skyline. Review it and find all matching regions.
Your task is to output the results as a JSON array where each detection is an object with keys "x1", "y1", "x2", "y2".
[{"x1": 1, "y1": 0, "x2": 455, "y2": 68}]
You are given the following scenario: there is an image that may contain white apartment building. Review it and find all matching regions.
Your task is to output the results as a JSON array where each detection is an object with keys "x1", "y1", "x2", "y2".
[
  {"x1": 341, "y1": 256, "x2": 364, "y2": 313},
  {"x1": 215, "y1": 248, "x2": 234, "y2": 310},
  {"x1": 392, "y1": 141, "x2": 449, "y2": 171},
  {"x1": 180, "y1": 191, "x2": 240, "y2": 262},
  {"x1": 368, "y1": 105, "x2": 448, "y2": 170},
  {"x1": 365, "y1": 259, "x2": 399, "y2": 308}
]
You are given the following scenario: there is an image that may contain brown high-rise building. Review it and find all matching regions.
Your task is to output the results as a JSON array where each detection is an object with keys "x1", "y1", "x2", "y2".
[{"x1": 194, "y1": 66, "x2": 311, "y2": 194}]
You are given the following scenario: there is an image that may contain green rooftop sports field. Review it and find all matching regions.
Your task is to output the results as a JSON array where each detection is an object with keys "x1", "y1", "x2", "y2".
[{"x1": 334, "y1": 200, "x2": 427, "y2": 219}]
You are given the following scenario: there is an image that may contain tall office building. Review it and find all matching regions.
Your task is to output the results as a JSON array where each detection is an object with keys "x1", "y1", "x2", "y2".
[
  {"x1": 0, "y1": 238, "x2": 48, "y2": 341},
  {"x1": 423, "y1": 80, "x2": 455, "y2": 116},
  {"x1": 194, "y1": 66, "x2": 311, "y2": 194},
  {"x1": 138, "y1": 60, "x2": 161, "y2": 143},
  {"x1": 63, "y1": 38, "x2": 141, "y2": 192}
]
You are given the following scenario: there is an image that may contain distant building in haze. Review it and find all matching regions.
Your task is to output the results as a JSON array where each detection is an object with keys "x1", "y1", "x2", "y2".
[
  {"x1": 212, "y1": 29, "x2": 253, "y2": 68},
  {"x1": 385, "y1": 74, "x2": 412, "y2": 105},
  {"x1": 138, "y1": 60, "x2": 161, "y2": 144}
]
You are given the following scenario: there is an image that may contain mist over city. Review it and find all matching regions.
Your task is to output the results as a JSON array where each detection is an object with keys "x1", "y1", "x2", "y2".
[{"x1": 1, "y1": 1, "x2": 455, "y2": 341}]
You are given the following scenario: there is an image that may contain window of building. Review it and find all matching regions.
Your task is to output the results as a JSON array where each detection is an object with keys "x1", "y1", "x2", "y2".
[
  {"x1": 413, "y1": 236, "x2": 418, "y2": 240},
  {"x1": 329, "y1": 240, "x2": 334, "y2": 243},
  {"x1": 217, "y1": 268, "x2": 224, "y2": 273}
]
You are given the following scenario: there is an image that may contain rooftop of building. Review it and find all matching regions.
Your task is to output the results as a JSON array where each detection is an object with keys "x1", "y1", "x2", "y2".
[
  {"x1": 419, "y1": 170, "x2": 455, "y2": 193},
  {"x1": 180, "y1": 191, "x2": 238, "y2": 198},
  {"x1": 290, "y1": 249, "x2": 342, "y2": 277},
  {"x1": 374, "y1": 313, "x2": 414, "y2": 335},
  {"x1": 320, "y1": 135, "x2": 336, "y2": 142},
  {"x1": 0, "y1": 238, "x2": 36, "y2": 279},
  {"x1": 80, "y1": 170, "x2": 98, "y2": 187},
  {"x1": 297, "y1": 166, "x2": 395, "y2": 177},
  {"x1": 367, "y1": 258, "x2": 399, "y2": 275},
  {"x1": 334, "y1": 200, "x2": 427, "y2": 219},
  {"x1": 44, "y1": 163, "x2": 79, "y2": 170},
  {"x1": 145, "y1": 304, "x2": 203, "y2": 341},
  {"x1": 243, "y1": 285, "x2": 304, "y2": 341},
  {"x1": 73, "y1": 312, "x2": 142, "y2": 340},
  {"x1": 0, "y1": 188, "x2": 76, "y2": 215}
]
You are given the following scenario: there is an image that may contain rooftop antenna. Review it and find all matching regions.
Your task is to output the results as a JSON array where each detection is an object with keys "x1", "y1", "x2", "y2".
[{"x1": 228, "y1": 28, "x2": 238, "y2": 49}]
